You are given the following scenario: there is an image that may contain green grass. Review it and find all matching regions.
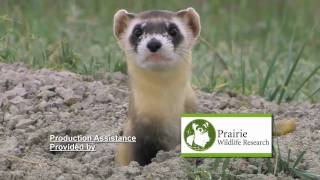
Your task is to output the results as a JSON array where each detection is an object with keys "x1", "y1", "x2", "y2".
[
  {"x1": 187, "y1": 158, "x2": 234, "y2": 180},
  {"x1": 186, "y1": 145, "x2": 319, "y2": 179},
  {"x1": 0, "y1": 1, "x2": 319, "y2": 178},
  {"x1": 271, "y1": 145, "x2": 320, "y2": 179},
  {"x1": 0, "y1": 0, "x2": 319, "y2": 103}
]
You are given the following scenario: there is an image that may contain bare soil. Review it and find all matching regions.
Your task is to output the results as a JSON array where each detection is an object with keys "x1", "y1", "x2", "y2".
[{"x1": 0, "y1": 63, "x2": 319, "y2": 180}]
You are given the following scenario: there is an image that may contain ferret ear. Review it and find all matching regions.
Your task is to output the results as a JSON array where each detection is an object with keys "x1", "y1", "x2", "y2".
[
  {"x1": 113, "y1": 9, "x2": 135, "y2": 39},
  {"x1": 176, "y1": 7, "x2": 201, "y2": 39}
]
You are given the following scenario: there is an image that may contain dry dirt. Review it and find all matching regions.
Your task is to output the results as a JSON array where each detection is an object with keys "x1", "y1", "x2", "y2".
[{"x1": 0, "y1": 63, "x2": 319, "y2": 180}]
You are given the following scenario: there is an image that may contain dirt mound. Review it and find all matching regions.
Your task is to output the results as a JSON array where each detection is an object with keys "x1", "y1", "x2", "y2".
[{"x1": 0, "y1": 63, "x2": 319, "y2": 179}]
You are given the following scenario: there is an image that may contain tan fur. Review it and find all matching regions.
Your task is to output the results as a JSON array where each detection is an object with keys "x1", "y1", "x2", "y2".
[
  {"x1": 114, "y1": 8, "x2": 200, "y2": 166},
  {"x1": 128, "y1": 53, "x2": 193, "y2": 122},
  {"x1": 116, "y1": 120, "x2": 134, "y2": 165},
  {"x1": 116, "y1": 52, "x2": 196, "y2": 165}
]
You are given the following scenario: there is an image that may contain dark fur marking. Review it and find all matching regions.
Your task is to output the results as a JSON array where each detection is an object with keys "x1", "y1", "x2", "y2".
[
  {"x1": 131, "y1": 121, "x2": 169, "y2": 165},
  {"x1": 129, "y1": 24, "x2": 143, "y2": 52},
  {"x1": 168, "y1": 23, "x2": 183, "y2": 48},
  {"x1": 129, "y1": 21, "x2": 183, "y2": 51}
]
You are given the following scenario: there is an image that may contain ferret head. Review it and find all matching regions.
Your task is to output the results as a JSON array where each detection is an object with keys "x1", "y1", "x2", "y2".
[{"x1": 113, "y1": 8, "x2": 201, "y2": 70}]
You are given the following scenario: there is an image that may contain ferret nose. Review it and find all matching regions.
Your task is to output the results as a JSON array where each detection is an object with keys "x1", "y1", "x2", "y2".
[{"x1": 147, "y1": 38, "x2": 162, "y2": 52}]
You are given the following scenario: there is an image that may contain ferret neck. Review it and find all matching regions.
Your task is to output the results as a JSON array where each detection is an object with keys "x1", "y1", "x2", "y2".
[
  {"x1": 127, "y1": 58, "x2": 191, "y2": 91},
  {"x1": 127, "y1": 55, "x2": 192, "y2": 119}
]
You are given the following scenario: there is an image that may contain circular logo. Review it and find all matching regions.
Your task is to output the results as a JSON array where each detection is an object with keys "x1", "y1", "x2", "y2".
[{"x1": 184, "y1": 119, "x2": 216, "y2": 151}]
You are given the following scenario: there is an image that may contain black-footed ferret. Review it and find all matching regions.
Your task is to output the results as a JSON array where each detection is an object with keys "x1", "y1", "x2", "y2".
[{"x1": 113, "y1": 7, "x2": 200, "y2": 166}]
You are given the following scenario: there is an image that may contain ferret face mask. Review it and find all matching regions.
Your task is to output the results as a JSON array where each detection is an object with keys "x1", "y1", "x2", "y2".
[{"x1": 113, "y1": 8, "x2": 201, "y2": 70}]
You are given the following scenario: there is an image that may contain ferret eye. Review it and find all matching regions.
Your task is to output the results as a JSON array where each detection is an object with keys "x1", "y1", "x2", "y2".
[
  {"x1": 168, "y1": 27, "x2": 178, "y2": 37},
  {"x1": 133, "y1": 27, "x2": 143, "y2": 38}
]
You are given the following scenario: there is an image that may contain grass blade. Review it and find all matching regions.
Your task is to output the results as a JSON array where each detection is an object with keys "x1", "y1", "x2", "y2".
[
  {"x1": 259, "y1": 51, "x2": 280, "y2": 97},
  {"x1": 266, "y1": 158, "x2": 273, "y2": 173},
  {"x1": 208, "y1": 61, "x2": 216, "y2": 92},
  {"x1": 221, "y1": 158, "x2": 230, "y2": 179},
  {"x1": 277, "y1": 44, "x2": 305, "y2": 104},
  {"x1": 286, "y1": 148, "x2": 291, "y2": 171},
  {"x1": 292, "y1": 150, "x2": 306, "y2": 169},
  {"x1": 269, "y1": 85, "x2": 281, "y2": 101},
  {"x1": 292, "y1": 169, "x2": 320, "y2": 179},
  {"x1": 240, "y1": 49, "x2": 245, "y2": 95},
  {"x1": 308, "y1": 86, "x2": 320, "y2": 100},
  {"x1": 193, "y1": 169, "x2": 212, "y2": 180},
  {"x1": 199, "y1": 36, "x2": 233, "y2": 80},
  {"x1": 212, "y1": 158, "x2": 221, "y2": 170},
  {"x1": 288, "y1": 65, "x2": 320, "y2": 101}
]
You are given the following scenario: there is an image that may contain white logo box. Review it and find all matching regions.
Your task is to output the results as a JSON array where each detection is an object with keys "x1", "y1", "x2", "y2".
[{"x1": 181, "y1": 114, "x2": 272, "y2": 158}]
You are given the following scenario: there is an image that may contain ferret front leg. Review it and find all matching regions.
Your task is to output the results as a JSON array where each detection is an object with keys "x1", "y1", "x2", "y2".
[{"x1": 116, "y1": 120, "x2": 134, "y2": 166}]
